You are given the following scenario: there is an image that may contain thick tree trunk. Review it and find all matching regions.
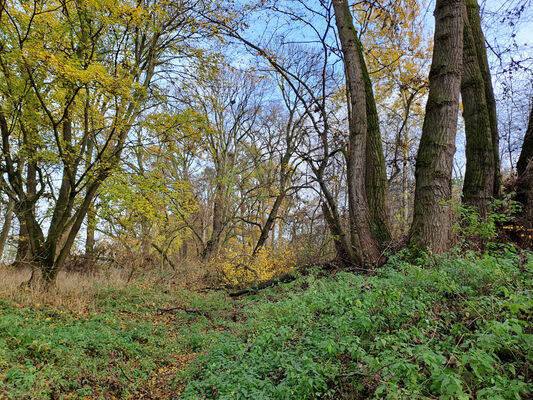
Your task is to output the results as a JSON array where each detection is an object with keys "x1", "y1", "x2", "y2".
[
  {"x1": 356, "y1": 35, "x2": 391, "y2": 247},
  {"x1": 14, "y1": 162, "x2": 37, "y2": 267},
  {"x1": 461, "y1": 7, "x2": 494, "y2": 217},
  {"x1": 409, "y1": 0, "x2": 464, "y2": 253},
  {"x1": 333, "y1": 0, "x2": 382, "y2": 266},
  {"x1": 0, "y1": 198, "x2": 14, "y2": 260},
  {"x1": 465, "y1": 0, "x2": 501, "y2": 197},
  {"x1": 516, "y1": 100, "x2": 533, "y2": 221}
]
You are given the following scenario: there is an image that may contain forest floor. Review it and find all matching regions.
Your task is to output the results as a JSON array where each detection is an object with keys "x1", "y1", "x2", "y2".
[{"x1": 0, "y1": 249, "x2": 531, "y2": 399}]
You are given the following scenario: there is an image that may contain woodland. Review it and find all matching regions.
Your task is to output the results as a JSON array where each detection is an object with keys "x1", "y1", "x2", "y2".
[{"x1": 0, "y1": 0, "x2": 532, "y2": 399}]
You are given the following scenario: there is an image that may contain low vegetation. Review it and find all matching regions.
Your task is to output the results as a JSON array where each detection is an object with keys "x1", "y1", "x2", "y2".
[{"x1": 1, "y1": 249, "x2": 531, "y2": 399}]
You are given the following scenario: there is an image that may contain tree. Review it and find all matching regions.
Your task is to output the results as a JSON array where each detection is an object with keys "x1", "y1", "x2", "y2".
[
  {"x1": 0, "y1": 0, "x2": 210, "y2": 288},
  {"x1": 461, "y1": 0, "x2": 496, "y2": 217},
  {"x1": 332, "y1": 0, "x2": 382, "y2": 265},
  {"x1": 516, "y1": 98, "x2": 533, "y2": 221},
  {"x1": 409, "y1": 0, "x2": 464, "y2": 253}
]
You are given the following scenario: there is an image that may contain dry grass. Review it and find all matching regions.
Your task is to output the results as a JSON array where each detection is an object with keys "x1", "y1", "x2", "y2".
[
  {"x1": 0, "y1": 263, "x2": 132, "y2": 314},
  {"x1": 0, "y1": 256, "x2": 216, "y2": 314}
]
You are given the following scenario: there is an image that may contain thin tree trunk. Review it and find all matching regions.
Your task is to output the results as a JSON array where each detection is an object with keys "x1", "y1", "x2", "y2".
[
  {"x1": 461, "y1": 6, "x2": 494, "y2": 217},
  {"x1": 409, "y1": 0, "x2": 464, "y2": 253},
  {"x1": 333, "y1": 0, "x2": 381, "y2": 266},
  {"x1": 465, "y1": 0, "x2": 501, "y2": 197},
  {"x1": 85, "y1": 203, "x2": 96, "y2": 254},
  {"x1": 203, "y1": 160, "x2": 225, "y2": 260},
  {"x1": 0, "y1": 198, "x2": 14, "y2": 259}
]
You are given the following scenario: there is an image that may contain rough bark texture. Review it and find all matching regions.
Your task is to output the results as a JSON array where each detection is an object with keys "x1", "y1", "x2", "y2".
[
  {"x1": 465, "y1": 0, "x2": 501, "y2": 197},
  {"x1": 409, "y1": 0, "x2": 464, "y2": 253},
  {"x1": 461, "y1": 7, "x2": 494, "y2": 217},
  {"x1": 333, "y1": 0, "x2": 381, "y2": 266},
  {"x1": 516, "y1": 101, "x2": 533, "y2": 221},
  {"x1": 356, "y1": 35, "x2": 391, "y2": 247}
]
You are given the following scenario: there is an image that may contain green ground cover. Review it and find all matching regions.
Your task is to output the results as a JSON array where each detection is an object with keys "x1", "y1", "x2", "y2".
[{"x1": 0, "y1": 250, "x2": 531, "y2": 399}]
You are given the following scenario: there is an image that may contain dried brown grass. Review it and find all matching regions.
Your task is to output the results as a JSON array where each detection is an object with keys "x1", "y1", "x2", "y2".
[
  {"x1": 0, "y1": 255, "x2": 214, "y2": 314},
  {"x1": 0, "y1": 263, "x2": 131, "y2": 313}
]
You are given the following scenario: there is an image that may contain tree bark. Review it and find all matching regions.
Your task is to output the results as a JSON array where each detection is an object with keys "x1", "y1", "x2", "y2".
[
  {"x1": 465, "y1": 0, "x2": 501, "y2": 197},
  {"x1": 516, "y1": 100, "x2": 533, "y2": 221},
  {"x1": 409, "y1": 0, "x2": 464, "y2": 254},
  {"x1": 356, "y1": 34, "x2": 391, "y2": 247},
  {"x1": 14, "y1": 162, "x2": 37, "y2": 267},
  {"x1": 461, "y1": 6, "x2": 494, "y2": 217},
  {"x1": 333, "y1": 0, "x2": 381, "y2": 266}
]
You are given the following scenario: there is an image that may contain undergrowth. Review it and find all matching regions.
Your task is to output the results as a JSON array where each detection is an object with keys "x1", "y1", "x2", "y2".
[
  {"x1": 0, "y1": 250, "x2": 531, "y2": 399},
  {"x1": 181, "y1": 250, "x2": 532, "y2": 399}
]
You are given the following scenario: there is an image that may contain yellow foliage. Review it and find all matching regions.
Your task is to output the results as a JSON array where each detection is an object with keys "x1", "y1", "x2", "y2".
[{"x1": 214, "y1": 245, "x2": 297, "y2": 287}]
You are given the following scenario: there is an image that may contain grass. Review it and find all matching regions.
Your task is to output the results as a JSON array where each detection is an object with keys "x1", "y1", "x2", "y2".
[
  {"x1": 0, "y1": 266, "x2": 235, "y2": 399},
  {"x1": 0, "y1": 249, "x2": 531, "y2": 399}
]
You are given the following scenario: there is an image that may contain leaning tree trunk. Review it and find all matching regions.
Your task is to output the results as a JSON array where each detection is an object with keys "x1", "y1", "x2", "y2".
[
  {"x1": 461, "y1": 6, "x2": 494, "y2": 218},
  {"x1": 409, "y1": 0, "x2": 464, "y2": 254},
  {"x1": 516, "y1": 99, "x2": 533, "y2": 221},
  {"x1": 356, "y1": 35, "x2": 391, "y2": 247},
  {"x1": 333, "y1": 0, "x2": 381, "y2": 266},
  {"x1": 466, "y1": 0, "x2": 501, "y2": 197}
]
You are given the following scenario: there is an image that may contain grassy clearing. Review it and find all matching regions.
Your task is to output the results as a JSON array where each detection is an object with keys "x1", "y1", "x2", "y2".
[{"x1": 0, "y1": 250, "x2": 531, "y2": 399}]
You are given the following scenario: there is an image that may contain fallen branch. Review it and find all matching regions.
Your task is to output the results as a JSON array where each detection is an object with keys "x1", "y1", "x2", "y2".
[
  {"x1": 229, "y1": 262, "x2": 337, "y2": 297},
  {"x1": 157, "y1": 305, "x2": 211, "y2": 319}
]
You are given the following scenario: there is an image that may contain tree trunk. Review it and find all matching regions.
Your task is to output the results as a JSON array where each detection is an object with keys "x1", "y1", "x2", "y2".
[
  {"x1": 465, "y1": 0, "x2": 501, "y2": 197},
  {"x1": 85, "y1": 202, "x2": 96, "y2": 254},
  {"x1": 14, "y1": 161, "x2": 37, "y2": 267},
  {"x1": 356, "y1": 34, "x2": 391, "y2": 247},
  {"x1": 461, "y1": 6, "x2": 494, "y2": 217},
  {"x1": 516, "y1": 100, "x2": 533, "y2": 221},
  {"x1": 0, "y1": 198, "x2": 14, "y2": 260},
  {"x1": 333, "y1": 0, "x2": 381, "y2": 266},
  {"x1": 202, "y1": 160, "x2": 225, "y2": 260},
  {"x1": 409, "y1": 0, "x2": 464, "y2": 254}
]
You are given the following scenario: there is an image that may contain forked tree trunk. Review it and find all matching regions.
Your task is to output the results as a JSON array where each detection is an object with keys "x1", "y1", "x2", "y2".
[
  {"x1": 465, "y1": 0, "x2": 501, "y2": 197},
  {"x1": 461, "y1": 5, "x2": 494, "y2": 217},
  {"x1": 333, "y1": 0, "x2": 381, "y2": 266},
  {"x1": 409, "y1": 0, "x2": 464, "y2": 253}
]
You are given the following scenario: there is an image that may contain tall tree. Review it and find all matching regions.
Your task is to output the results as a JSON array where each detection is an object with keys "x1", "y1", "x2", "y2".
[
  {"x1": 409, "y1": 0, "x2": 464, "y2": 253},
  {"x1": 333, "y1": 0, "x2": 381, "y2": 266},
  {"x1": 516, "y1": 99, "x2": 533, "y2": 221},
  {"x1": 465, "y1": 0, "x2": 501, "y2": 197},
  {"x1": 461, "y1": 0, "x2": 495, "y2": 217}
]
